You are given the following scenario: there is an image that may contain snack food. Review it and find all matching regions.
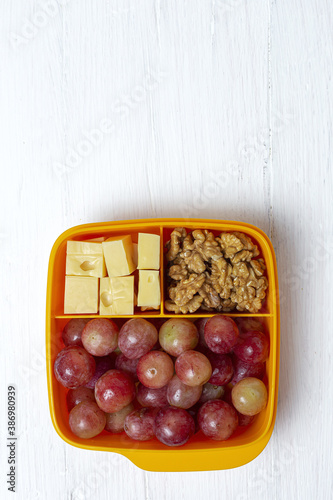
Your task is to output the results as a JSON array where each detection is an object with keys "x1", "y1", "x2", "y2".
[
  {"x1": 137, "y1": 270, "x2": 160, "y2": 308},
  {"x1": 47, "y1": 219, "x2": 279, "y2": 471},
  {"x1": 66, "y1": 241, "x2": 107, "y2": 277},
  {"x1": 165, "y1": 228, "x2": 268, "y2": 314},
  {"x1": 102, "y1": 236, "x2": 136, "y2": 277},
  {"x1": 100, "y1": 276, "x2": 134, "y2": 315},
  {"x1": 137, "y1": 233, "x2": 160, "y2": 270},
  {"x1": 54, "y1": 315, "x2": 269, "y2": 446},
  {"x1": 63, "y1": 232, "x2": 161, "y2": 314},
  {"x1": 64, "y1": 276, "x2": 99, "y2": 314}
]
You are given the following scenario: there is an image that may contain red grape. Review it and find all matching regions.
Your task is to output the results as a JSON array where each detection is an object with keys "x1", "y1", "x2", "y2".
[
  {"x1": 175, "y1": 350, "x2": 212, "y2": 387},
  {"x1": 204, "y1": 315, "x2": 239, "y2": 354},
  {"x1": 95, "y1": 369, "x2": 135, "y2": 413},
  {"x1": 67, "y1": 386, "x2": 95, "y2": 412},
  {"x1": 85, "y1": 355, "x2": 114, "y2": 389},
  {"x1": 105, "y1": 403, "x2": 134, "y2": 434},
  {"x1": 62, "y1": 318, "x2": 90, "y2": 347},
  {"x1": 198, "y1": 400, "x2": 238, "y2": 441},
  {"x1": 118, "y1": 318, "x2": 158, "y2": 359},
  {"x1": 207, "y1": 352, "x2": 233, "y2": 386},
  {"x1": 124, "y1": 408, "x2": 158, "y2": 441},
  {"x1": 167, "y1": 375, "x2": 202, "y2": 409},
  {"x1": 69, "y1": 401, "x2": 106, "y2": 439},
  {"x1": 136, "y1": 384, "x2": 168, "y2": 408},
  {"x1": 115, "y1": 354, "x2": 139, "y2": 382},
  {"x1": 155, "y1": 407, "x2": 195, "y2": 446},
  {"x1": 137, "y1": 351, "x2": 174, "y2": 389},
  {"x1": 54, "y1": 346, "x2": 95, "y2": 389},
  {"x1": 198, "y1": 383, "x2": 225, "y2": 404},
  {"x1": 233, "y1": 330, "x2": 269, "y2": 365},
  {"x1": 159, "y1": 318, "x2": 199, "y2": 357},
  {"x1": 231, "y1": 377, "x2": 268, "y2": 416},
  {"x1": 230, "y1": 355, "x2": 265, "y2": 386},
  {"x1": 81, "y1": 319, "x2": 118, "y2": 357}
]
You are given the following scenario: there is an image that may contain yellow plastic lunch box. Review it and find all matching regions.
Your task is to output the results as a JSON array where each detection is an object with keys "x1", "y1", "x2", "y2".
[{"x1": 46, "y1": 218, "x2": 280, "y2": 472}]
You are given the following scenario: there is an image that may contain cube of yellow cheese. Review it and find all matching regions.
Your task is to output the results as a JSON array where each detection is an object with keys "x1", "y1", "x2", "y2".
[
  {"x1": 137, "y1": 270, "x2": 160, "y2": 308},
  {"x1": 66, "y1": 241, "x2": 106, "y2": 277},
  {"x1": 137, "y1": 233, "x2": 160, "y2": 270},
  {"x1": 102, "y1": 236, "x2": 135, "y2": 277},
  {"x1": 64, "y1": 276, "x2": 99, "y2": 314},
  {"x1": 100, "y1": 276, "x2": 134, "y2": 315}
]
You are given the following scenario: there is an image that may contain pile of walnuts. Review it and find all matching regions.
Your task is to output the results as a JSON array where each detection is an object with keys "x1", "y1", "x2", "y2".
[{"x1": 165, "y1": 228, "x2": 268, "y2": 314}]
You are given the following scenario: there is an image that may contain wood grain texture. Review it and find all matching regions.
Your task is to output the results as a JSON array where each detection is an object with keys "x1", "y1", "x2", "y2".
[{"x1": 0, "y1": 0, "x2": 332, "y2": 499}]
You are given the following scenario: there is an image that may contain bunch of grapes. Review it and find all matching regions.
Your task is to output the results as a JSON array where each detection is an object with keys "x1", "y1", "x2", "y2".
[{"x1": 54, "y1": 315, "x2": 269, "y2": 446}]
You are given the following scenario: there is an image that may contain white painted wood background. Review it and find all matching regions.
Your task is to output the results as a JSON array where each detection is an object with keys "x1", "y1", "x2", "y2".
[{"x1": 1, "y1": 0, "x2": 332, "y2": 499}]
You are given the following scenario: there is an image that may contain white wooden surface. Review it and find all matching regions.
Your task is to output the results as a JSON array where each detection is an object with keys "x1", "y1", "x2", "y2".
[{"x1": 1, "y1": 1, "x2": 332, "y2": 499}]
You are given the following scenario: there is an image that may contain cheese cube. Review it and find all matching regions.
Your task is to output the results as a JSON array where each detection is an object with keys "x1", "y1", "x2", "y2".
[
  {"x1": 64, "y1": 276, "x2": 99, "y2": 314},
  {"x1": 102, "y1": 236, "x2": 135, "y2": 277},
  {"x1": 66, "y1": 241, "x2": 106, "y2": 277},
  {"x1": 137, "y1": 233, "x2": 160, "y2": 270},
  {"x1": 100, "y1": 276, "x2": 134, "y2": 315},
  {"x1": 137, "y1": 270, "x2": 160, "y2": 308}
]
